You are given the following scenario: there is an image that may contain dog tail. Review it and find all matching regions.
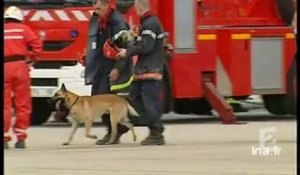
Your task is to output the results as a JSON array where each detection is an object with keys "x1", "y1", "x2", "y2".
[{"x1": 127, "y1": 103, "x2": 139, "y2": 117}]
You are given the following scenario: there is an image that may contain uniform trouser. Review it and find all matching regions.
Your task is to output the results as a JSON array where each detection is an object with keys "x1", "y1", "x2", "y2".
[
  {"x1": 4, "y1": 61, "x2": 31, "y2": 142},
  {"x1": 129, "y1": 80, "x2": 164, "y2": 131},
  {"x1": 91, "y1": 74, "x2": 129, "y2": 134}
]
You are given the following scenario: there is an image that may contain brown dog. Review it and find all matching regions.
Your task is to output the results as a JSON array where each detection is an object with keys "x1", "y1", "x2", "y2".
[{"x1": 51, "y1": 84, "x2": 138, "y2": 145}]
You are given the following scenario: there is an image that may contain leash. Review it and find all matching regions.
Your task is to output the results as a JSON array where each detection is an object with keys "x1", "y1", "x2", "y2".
[{"x1": 69, "y1": 96, "x2": 80, "y2": 110}]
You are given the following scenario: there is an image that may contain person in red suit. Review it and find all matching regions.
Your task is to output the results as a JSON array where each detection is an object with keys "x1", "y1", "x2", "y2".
[{"x1": 4, "y1": 6, "x2": 42, "y2": 149}]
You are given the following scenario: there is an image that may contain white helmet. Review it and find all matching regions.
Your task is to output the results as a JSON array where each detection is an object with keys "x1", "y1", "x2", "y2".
[{"x1": 4, "y1": 6, "x2": 24, "y2": 21}]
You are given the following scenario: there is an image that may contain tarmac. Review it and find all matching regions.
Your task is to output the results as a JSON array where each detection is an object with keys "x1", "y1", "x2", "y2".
[{"x1": 4, "y1": 119, "x2": 296, "y2": 175}]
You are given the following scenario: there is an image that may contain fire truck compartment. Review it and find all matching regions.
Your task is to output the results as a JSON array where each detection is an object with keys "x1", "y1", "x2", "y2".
[
  {"x1": 251, "y1": 37, "x2": 284, "y2": 94},
  {"x1": 174, "y1": 0, "x2": 196, "y2": 52}
]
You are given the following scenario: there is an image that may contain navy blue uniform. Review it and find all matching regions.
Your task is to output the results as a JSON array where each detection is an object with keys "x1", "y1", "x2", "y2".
[
  {"x1": 126, "y1": 11, "x2": 165, "y2": 132},
  {"x1": 85, "y1": 9, "x2": 132, "y2": 95},
  {"x1": 84, "y1": 8, "x2": 133, "y2": 143}
]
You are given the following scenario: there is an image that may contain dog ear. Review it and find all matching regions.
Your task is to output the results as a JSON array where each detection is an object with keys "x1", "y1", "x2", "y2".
[{"x1": 61, "y1": 83, "x2": 67, "y2": 92}]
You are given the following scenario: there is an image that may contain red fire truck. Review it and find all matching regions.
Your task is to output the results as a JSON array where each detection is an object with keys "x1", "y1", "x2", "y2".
[{"x1": 4, "y1": 0, "x2": 296, "y2": 125}]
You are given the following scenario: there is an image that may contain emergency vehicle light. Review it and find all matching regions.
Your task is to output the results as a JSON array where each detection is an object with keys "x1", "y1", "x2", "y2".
[{"x1": 70, "y1": 29, "x2": 79, "y2": 38}]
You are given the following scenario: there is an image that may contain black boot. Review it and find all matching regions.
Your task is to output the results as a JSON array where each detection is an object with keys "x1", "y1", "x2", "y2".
[
  {"x1": 96, "y1": 114, "x2": 129, "y2": 145},
  {"x1": 15, "y1": 140, "x2": 26, "y2": 149},
  {"x1": 141, "y1": 127, "x2": 165, "y2": 145},
  {"x1": 95, "y1": 132, "x2": 111, "y2": 145},
  {"x1": 95, "y1": 131, "x2": 126, "y2": 145}
]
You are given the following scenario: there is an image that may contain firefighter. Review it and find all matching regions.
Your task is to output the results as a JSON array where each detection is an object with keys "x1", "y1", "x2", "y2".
[
  {"x1": 79, "y1": 0, "x2": 134, "y2": 145},
  {"x1": 117, "y1": 0, "x2": 166, "y2": 145},
  {"x1": 4, "y1": 6, "x2": 43, "y2": 149}
]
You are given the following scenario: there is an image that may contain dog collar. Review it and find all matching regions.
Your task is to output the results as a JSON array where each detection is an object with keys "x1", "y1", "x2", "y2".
[{"x1": 69, "y1": 96, "x2": 80, "y2": 110}]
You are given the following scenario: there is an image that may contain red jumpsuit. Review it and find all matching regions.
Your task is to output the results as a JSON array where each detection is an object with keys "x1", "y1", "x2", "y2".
[{"x1": 4, "y1": 22, "x2": 42, "y2": 142}]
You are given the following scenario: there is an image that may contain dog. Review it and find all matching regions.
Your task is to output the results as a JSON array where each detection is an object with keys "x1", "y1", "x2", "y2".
[
  {"x1": 51, "y1": 83, "x2": 138, "y2": 145},
  {"x1": 115, "y1": 30, "x2": 136, "y2": 48}
]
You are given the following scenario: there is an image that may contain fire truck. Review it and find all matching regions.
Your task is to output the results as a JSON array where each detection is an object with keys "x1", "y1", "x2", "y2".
[{"x1": 4, "y1": 0, "x2": 296, "y2": 125}]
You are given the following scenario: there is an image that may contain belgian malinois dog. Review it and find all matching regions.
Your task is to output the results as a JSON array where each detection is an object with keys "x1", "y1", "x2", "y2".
[{"x1": 51, "y1": 84, "x2": 138, "y2": 145}]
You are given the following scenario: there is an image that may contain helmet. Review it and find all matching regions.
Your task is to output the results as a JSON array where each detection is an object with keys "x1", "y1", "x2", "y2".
[
  {"x1": 4, "y1": 6, "x2": 24, "y2": 21},
  {"x1": 103, "y1": 40, "x2": 122, "y2": 60}
]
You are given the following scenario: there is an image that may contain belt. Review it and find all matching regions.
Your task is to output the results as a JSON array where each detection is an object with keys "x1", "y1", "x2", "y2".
[
  {"x1": 4, "y1": 56, "x2": 26, "y2": 63},
  {"x1": 133, "y1": 73, "x2": 163, "y2": 80}
]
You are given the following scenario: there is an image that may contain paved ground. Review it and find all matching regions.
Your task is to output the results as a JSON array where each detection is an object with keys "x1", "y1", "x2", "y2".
[{"x1": 4, "y1": 117, "x2": 296, "y2": 175}]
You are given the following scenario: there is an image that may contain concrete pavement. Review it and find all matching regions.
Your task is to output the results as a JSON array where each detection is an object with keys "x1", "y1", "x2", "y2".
[{"x1": 4, "y1": 120, "x2": 296, "y2": 175}]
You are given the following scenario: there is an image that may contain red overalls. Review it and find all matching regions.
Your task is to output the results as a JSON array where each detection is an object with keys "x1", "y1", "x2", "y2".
[{"x1": 4, "y1": 22, "x2": 42, "y2": 142}]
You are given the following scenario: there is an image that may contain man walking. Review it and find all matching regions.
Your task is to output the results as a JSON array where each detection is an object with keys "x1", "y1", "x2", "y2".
[
  {"x1": 81, "y1": 0, "x2": 133, "y2": 145},
  {"x1": 117, "y1": 0, "x2": 166, "y2": 145}
]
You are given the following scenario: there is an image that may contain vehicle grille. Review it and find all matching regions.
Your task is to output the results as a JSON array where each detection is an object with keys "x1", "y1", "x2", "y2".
[
  {"x1": 31, "y1": 78, "x2": 58, "y2": 87},
  {"x1": 43, "y1": 41, "x2": 73, "y2": 51}
]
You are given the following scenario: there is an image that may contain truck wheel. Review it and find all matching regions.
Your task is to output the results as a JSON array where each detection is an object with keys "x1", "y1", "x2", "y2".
[
  {"x1": 174, "y1": 98, "x2": 212, "y2": 115},
  {"x1": 276, "y1": 0, "x2": 295, "y2": 25},
  {"x1": 263, "y1": 57, "x2": 296, "y2": 116},
  {"x1": 174, "y1": 99, "x2": 190, "y2": 114},
  {"x1": 282, "y1": 57, "x2": 297, "y2": 115},
  {"x1": 263, "y1": 95, "x2": 288, "y2": 115},
  {"x1": 191, "y1": 99, "x2": 212, "y2": 115},
  {"x1": 31, "y1": 97, "x2": 52, "y2": 125}
]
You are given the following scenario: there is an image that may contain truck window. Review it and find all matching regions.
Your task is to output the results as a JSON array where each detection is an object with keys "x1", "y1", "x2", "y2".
[
  {"x1": 116, "y1": 0, "x2": 134, "y2": 14},
  {"x1": 4, "y1": 0, "x2": 93, "y2": 9}
]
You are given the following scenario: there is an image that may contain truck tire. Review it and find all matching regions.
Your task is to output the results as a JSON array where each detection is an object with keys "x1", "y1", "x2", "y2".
[
  {"x1": 263, "y1": 57, "x2": 296, "y2": 116},
  {"x1": 31, "y1": 97, "x2": 52, "y2": 125},
  {"x1": 191, "y1": 99, "x2": 212, "y2": 115},
  {"x1": 276, "y1": 0, "x2": 295, "y2": 25},
  {"x1": 282, "y1": 57, "x2": 297, "y2": 115},
  {"x1": 173, "y1": 98, "x2": 212, "y2": 115},
  {"x1": 263, "y1": 95, "x2": 288, "y2": 115},
  {"x1": 174, "y1": 99, "x2": 190, "y2": 114}
]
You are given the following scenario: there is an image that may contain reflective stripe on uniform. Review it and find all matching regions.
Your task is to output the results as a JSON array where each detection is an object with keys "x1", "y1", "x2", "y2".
[
  {"x1": 141, "y1": 29, "x2": 157, "y2": 39},
  {"x1": 139, "y1": 31, "x2": 164, "y2": 40},
  {"x1": 4, "y1": 36, "x2": 24, "y2": 39},
  {"x1": 157, "y1": 33, "x2": 164, "y2": 39},
  {"x1": 133, "y1": 73, "x2": 163, "y2": 80},
  {"x1": 14, "y1": 128, "x2": 27, "y2": 133},
  {"x1": 112, "y1": 30, "x2": 128, "y2": 41},
  {"x1": 110, "y1": 76, "x2": 134, "y2": 91},
  {"x1": 4, "y1": 29, "x2": 24, "y2": 33}
]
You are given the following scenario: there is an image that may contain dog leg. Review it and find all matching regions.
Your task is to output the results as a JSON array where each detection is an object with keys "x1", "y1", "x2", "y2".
[
  {"x1": 106, "y1": 117, "x2": 118, "y2": 145},
  {"x1": 120, "y1": 119, "x2": 137, "y2": 142},
  {"x1": 63, "y1": 120, "x2": 79, "y2": 145},
  {"x1": 84, "y1": 120, "x2": 97, "y2": 140}
]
